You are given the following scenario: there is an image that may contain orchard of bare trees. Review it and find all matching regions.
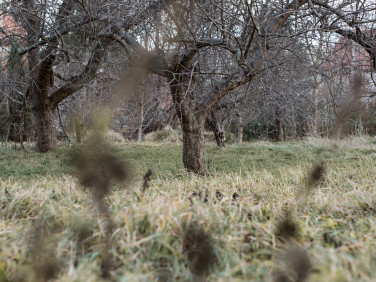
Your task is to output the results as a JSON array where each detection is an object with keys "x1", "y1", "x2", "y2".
[{"x1": 1, "y1": 0, "x2": 375, "y2": 174}]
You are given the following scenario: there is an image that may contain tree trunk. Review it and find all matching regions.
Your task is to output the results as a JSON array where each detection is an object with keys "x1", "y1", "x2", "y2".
[
  {"x1": 275, "y1": 114, "x2": 284, "y2": 142},
  {"x1": 32, "y1": 107, "x2": 57, "y2": 152},
  {"x1": 137, "y1": 102, "x2": 144, "y2": 142},
  {"x1": 75, "y1": 118, "x2": 84, "y2": 144},
  {"x1": 277, "y1": 119, "x2": 284, "y2": 142},
  {"x1": 206, "y1": 113, "x2": 225, "y2": 147},
  {"x1": 237, "y1": 114, "x2": 243, "y2": 144},
  {"x1": 182, "y1": 120, "x2": 206, "y2": 175},
  {"x1": 311, "y1": 82, "x2": 319, "y2": 136}
]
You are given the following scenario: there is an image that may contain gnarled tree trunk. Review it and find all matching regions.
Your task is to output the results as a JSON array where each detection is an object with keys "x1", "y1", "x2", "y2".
[
  {"x1": 168, "y1": 53, "x2": 207, "y2": 175},
  {"x1": 32, "y1": 106, "x2": 56, "y2": 152}
]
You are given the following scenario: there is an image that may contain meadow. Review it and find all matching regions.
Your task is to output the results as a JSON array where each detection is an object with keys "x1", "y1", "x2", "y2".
[{"x1": 1, "y1": 137, "x2": 376, "y2": 281}]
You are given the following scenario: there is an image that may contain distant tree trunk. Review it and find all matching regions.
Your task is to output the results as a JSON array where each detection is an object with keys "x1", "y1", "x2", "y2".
[
  {"x1": 335, "y1": 124, "x2": 343, "y2": 139},
  {"x1": 237, "y1": 113, "x2": 243, "y2": 144},
  {"x1": 305, "y1": 32, "x2": 322, "y2": 137},
  {"x1": 275, "y1": 110, "x2": 284, "y2": 142},
  {"x1": 207, "y1": 112, "x2": 225, "y2": 147},
  {"x1": 311, "y1": 78, "x2": 319, "y2": 136},
  {"x1": 277, "y1": 119, "x2": 284, "y2": 142},
  {"x1": 75, "y1": 118, "x2": 84, "y2": 144},
  {"x1": 137, "y1": 102, "x2": 144, "y2": 142}
]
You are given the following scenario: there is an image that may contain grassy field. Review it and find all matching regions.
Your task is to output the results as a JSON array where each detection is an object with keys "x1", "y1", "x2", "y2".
[{"x1": 1, "y1": 137, "x2": 376, "y2": 281}]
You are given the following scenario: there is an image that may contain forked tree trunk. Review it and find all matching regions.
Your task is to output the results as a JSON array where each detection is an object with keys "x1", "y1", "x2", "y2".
[
  {"x1": 33, "y1": 107, "x2": 57, "y2": 152},
  {"x1": 207, "y1": 113, "x2": 225, "y2": 147},
  {"x1": 182, "y1": 120, "x2": 205, "y2": 175},
  {"x1": 214, "y1": 125, "x2": 225, "y2": 147}
]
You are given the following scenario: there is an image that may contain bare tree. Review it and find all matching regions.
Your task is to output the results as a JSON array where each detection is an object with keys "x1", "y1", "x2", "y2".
[
  {"x1": 111, "y1": 0, "x2": 375, "y2": 174},
  {"x1": 1, "y1": 0, "x2": 174, "y2": 152}
]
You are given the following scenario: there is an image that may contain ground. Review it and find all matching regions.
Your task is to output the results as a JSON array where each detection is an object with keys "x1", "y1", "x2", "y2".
[{"x1": 1, "y1": 137, "x2": 376, "y2": 281}]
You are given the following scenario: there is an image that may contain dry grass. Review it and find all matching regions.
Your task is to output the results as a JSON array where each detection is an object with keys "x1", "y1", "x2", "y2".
[
  {"x1": 144, "y1": 126, "x2": 182, "y2": 143},
  {"x1": 1, "y1": 138, "x2": 376, "y2": 281}
]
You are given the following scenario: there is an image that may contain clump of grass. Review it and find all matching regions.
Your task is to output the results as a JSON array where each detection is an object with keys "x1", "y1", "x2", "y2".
[{"x1": 105, "y1": 130, "x2": 126, "y2": 143}]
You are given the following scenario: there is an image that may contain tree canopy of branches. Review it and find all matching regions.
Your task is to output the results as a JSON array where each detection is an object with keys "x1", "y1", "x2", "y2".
[{"x1": 0, "y1": 0, "x2": 375, "y2": 174}]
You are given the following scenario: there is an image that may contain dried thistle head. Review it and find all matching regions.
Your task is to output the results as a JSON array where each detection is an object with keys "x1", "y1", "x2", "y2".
[
  {"x1": 307, "y1": 163, "x2": 325, "y2": 187},
  {"x1": 71, "y1": 134, "x2": 129, "y2": 203},
  {"x1": 275, "y1": 212, "x2": 301, "y2": 241},
  {"x1": 142, "y1": 169, "x2": 153, "y2": 192},
  {"x1": 232, "y1": 192, "x2": 239, "y2": 201},
  {"x1": 23, "y1": 219, "x2": 62, "y2": 282},
  {"x1": 31, "y1": 251, "x2": 61, "y2": 281},
  {"x1": 182, "y1": 222, "x2": 217, "y2": 277},
  {"x1": 274, "y1": 242, "x2": 312, "y2": 282},
  {"x1": 322, "y1": 232, "x2": 342, "y2": 248},
  {"x1": 215, "y1": 190, "x2": 223, "y2": 201}
]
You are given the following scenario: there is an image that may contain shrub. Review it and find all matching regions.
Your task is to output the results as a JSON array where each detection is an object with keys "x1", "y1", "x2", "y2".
[{"x1": 144, "y1": 126, "x2": 182, "y2": 143}]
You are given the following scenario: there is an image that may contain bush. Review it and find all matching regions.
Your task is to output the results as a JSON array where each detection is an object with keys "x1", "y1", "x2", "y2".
[
  {"x1": 105, "y1": 130, "x2": 126, "y2": 143},
  {"x1": 144, "y1": 126, "x2": 182, "y2": 143}
]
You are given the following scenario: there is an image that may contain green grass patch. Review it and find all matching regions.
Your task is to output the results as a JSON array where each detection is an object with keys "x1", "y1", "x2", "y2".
[{"x1": 1, "y1": 138, "x2": 376, "y2": 281}]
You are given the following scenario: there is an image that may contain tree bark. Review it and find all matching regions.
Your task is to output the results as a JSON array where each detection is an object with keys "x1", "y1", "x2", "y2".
[
  {"x1": 182, "y1": 119, "x2": 205, "y2": 175},
  {"x1": 168, "y1": 53, "x2": 207, "y2": 174},
  {"x1": 32, "y1": 107, "x2": 57, "y2": 152}
]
